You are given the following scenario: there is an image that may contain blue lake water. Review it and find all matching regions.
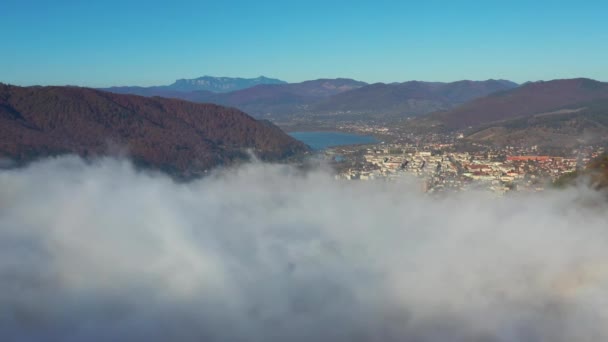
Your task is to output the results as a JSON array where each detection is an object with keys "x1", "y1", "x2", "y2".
[{"x1": 289, "y1": 131, "x2": 378, "y2": 150}]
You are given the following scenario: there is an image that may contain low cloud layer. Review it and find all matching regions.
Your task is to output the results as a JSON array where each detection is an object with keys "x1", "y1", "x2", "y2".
[{"x1": 1, "y1": 156, "x2": 608, "y2": 341}]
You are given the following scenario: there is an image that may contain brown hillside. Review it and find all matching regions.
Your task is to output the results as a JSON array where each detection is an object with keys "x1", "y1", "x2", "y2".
[{"x1": 0, "y1": 84, "x2": 308, "y2": 175}]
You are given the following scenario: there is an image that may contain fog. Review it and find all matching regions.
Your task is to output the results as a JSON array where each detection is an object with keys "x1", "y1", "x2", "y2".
[{"x1": 1, "y1": 156, "x2": 608, "y2": 341}]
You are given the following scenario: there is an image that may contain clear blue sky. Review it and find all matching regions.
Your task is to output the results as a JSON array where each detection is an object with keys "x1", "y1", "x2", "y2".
[{"x1": 1, "y1": 0, "x2": 607, "y2": 87}]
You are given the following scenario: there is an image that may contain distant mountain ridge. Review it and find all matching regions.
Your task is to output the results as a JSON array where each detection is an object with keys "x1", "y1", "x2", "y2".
[
  {"x1": 103, "y1": 75, "x2": 286, "y2": 94},
  {"x1": 314, "y1": 79, "x2": 518, "y2": 118},
  {"x1": 169, "y1": 75, "x2": 287, "y2": 92},
  {"x1": 102, "y1": 78, "x2": 369, "y2": 117},
  {"x1": 191, "y1": 78, "x2": 370, "y2": 116},
  {"x1": 0, "y1": 84, "x2": 308, "y2": 176},
  {"x1": 101, "y1": 77, "x2": 517, "y2": 120}
]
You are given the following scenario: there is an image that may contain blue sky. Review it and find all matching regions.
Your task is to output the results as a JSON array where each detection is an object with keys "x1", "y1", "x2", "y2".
[{"x1": 1, "y1": 0, "x2": 607, "y2": 87}]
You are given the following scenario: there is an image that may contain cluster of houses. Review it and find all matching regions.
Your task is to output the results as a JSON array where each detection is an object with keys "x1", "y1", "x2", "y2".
[{"x1": 335, "y1": 145, "x2": 595, "y2": 194}]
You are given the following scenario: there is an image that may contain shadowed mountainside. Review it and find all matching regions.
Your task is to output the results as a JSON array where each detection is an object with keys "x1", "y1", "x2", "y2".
[
  {"x1": 406, "y1": 79, "x2": 608, "y2": 147},
  {"x1": 0, "y1": 84, "x2": 309, "y2": 176},
  {"x1": 429, "y1": 78, "x2": 608, "y2": 129},
  {"x1": 313, "y1": 79, "x2": 518, "y2": 118},
  {"x1": 463, "y1": 98, "x2": 608, "y2": 147}
]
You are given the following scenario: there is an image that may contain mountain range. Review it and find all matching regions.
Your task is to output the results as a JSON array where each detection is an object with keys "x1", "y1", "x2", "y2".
[
  {"x1": 0, "y1": 84, "x2": 308, "y2": 176},
  {"x1": 314, "y1": 79, "x2": 518, "y2": 118},
  {"x1": 5, "y1": 75, "x2": 608, "y2": 166},
  {"x1": 101, "y1": 76, "x2": 608, "y2": 148},
  {"x1": 105, "y1": 75, "x2": 286, "y2": 94},
  {"x1": 102, "y1": 78, "x2": 368, "y2": 118},
  {"x1": 101, "y1": 76, "x2": 518, "y2": 120}
]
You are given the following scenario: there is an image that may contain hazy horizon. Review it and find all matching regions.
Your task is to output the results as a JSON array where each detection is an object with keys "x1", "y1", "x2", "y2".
[{"x1": 7, "y1": 76, "x2": 608, "y2": 89}]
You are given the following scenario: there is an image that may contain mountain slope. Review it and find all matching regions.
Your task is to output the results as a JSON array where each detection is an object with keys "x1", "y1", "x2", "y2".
[
  {"x1": 585, "y1": 153, "x2": 608, "y2": 189},
  {"x1": 431, "y1": 78, "x2": 608, "y2": 129},
  {"x1": 313, "y1": 79, "x2": 518, "y2": 118},
  {"x1": 462, "y1": 99, "x2": 608, "y2": 147},
  {"x1": 97, "y1": 86, "x2": 212, "y2": 99},
  {"x1": 202, "y1": 78, "x2": 369, "y2": 115},
  {"x1": 555, "y1": 153, "x2": 608, "y2": 189},
  {"x1": 0, "y1": 84, "x2": 308, "y2": 175}
]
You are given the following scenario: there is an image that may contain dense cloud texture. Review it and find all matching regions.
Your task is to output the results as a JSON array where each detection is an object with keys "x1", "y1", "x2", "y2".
[{"x1": 1, "y1": 156, "x2": 608, "y2": 341}]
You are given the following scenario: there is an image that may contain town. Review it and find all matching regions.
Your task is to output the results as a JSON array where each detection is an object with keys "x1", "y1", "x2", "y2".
[{"x1": 323, "y1": 127, "x2": 605, "y2": 194}]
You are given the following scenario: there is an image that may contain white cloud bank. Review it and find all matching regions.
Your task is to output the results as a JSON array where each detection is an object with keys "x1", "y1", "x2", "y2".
[{"x1": 1, "y1": 156, "x2": 608, "y2": 341}]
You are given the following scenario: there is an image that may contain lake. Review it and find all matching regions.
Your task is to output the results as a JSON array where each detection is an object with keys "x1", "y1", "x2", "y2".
[{"x1": 289, "y1": 131, "x2": 378, "y2": 150}]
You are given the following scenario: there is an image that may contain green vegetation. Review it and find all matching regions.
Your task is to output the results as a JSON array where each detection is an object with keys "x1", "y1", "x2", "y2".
[{"x1": 554, "y1": 154, "x2": 608, "y2": 189}]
